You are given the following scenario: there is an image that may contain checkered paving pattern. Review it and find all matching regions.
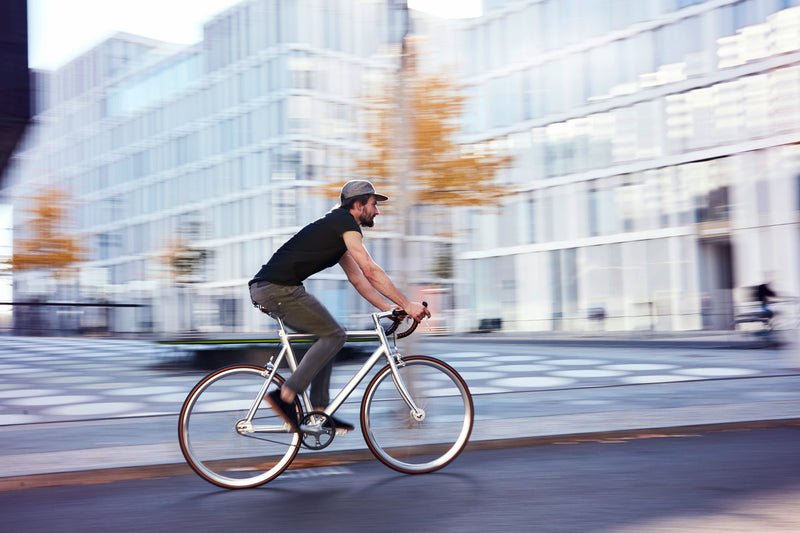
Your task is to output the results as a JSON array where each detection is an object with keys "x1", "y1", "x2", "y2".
[
  {"x1": 438, "y1": 350, "x2": 763, "y2": 394},
  {"x1": 0, "y1": 337, "x2": 190, "y2": 425},
  {"x1": 0, "y1": 336, "x2": 768, "y2": 426}
]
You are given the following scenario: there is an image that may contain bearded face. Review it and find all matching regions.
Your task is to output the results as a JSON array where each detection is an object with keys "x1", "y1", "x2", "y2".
[
  {"x1": 359, "y1": 211, "x2": 376, "y2": 227},
  {"x1": 357, "y1": 197, "x2": 380, "y2": 227}
]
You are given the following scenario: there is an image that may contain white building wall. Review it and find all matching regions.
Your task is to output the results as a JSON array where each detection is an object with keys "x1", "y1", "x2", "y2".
[
  {"x1": 453, "y1": 1, "x2": 800, "y2": 332},
  {"x1": 513, "y1": 252, "x2": 551, "y2": 331},
  {"x1": 8, "y1": 0, "x2": 800, "y2": 335},
  {"x1": 6, "y1": 0, "x2": 399, "y2": 335}
]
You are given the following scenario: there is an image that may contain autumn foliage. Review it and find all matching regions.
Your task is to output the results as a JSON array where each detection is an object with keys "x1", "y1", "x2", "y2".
[
  {"x1": 348, "y1": 38, "x2": 511, "y2": 207},
  {"x1": 9, "y1": 187, "x2": 86, "y2": 278},
  {"x1": 157, "y1": 222, "x2": 209, "y2": 283}
]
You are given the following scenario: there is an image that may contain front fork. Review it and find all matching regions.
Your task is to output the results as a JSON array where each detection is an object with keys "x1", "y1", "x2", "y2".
[{"x1": 378, "y1": 317, "x2": 425, "y2": 422}]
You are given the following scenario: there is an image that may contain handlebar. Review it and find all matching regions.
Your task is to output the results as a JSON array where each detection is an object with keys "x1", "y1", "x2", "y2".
[{"x1": 381, "y1": 301, "x2": 427, "y2": 339}]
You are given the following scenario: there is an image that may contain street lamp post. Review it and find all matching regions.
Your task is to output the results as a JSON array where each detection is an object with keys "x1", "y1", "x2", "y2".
[{"x1": 388, "y1": 0, "x2": 412, "y2": 294}]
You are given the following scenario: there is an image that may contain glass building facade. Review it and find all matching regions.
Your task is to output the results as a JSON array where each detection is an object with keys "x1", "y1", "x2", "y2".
[
  {"x1": 454, "y1": 0, "x2": 800, "y2": 331},
  {"x1": 7, "y1": 0, "x2": 404, "y2": 334},
  {"x1": 6, "y1": 0, "x2": 800, "y2": 334}
]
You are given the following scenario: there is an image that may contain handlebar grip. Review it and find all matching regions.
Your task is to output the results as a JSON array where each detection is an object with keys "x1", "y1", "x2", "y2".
[
  {"x1": 395, "y1": 319, "x2": 418, "y2": 339},
  {"x1": 384, "y1": 316, "x2": 401, "y2": 335},
  {"x1": 386, "y1": 301, "x2": 428, "y2": 339}
]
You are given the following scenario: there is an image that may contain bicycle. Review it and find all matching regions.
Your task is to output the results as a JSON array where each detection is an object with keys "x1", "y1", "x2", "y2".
[
  {"x1": 178, "y1": 305, "x2": 474, "y2": 489},
  {"x1": 733, "y1": 297, "x2": 800, "y2": 338}
]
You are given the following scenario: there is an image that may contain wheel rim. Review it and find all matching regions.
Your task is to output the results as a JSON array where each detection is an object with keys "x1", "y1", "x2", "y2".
[
  {"x1": 178, "y1": 366, "x2": 301, "y2": 488},
  {"x1": 361, "y1": 357, "x2": 473, "y2": 473}
]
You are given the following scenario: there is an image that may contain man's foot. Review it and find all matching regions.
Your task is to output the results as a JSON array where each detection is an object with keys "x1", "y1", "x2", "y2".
[
  {"x1": 265, "y1": 389, "x2": 300, "y2": 433},
  {"x1": 323, "y1": 415, "x2": 355, "y2": 432}
]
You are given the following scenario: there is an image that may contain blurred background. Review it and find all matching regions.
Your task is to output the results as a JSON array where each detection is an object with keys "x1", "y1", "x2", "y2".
[{"x1": 1, "y1": 0, "x2": 799, "y2": 338}]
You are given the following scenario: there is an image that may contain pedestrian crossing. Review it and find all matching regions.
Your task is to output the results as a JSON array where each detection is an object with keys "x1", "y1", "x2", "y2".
[{"x1": 0, "y1": 336, "x2": 771, "y2": 426}]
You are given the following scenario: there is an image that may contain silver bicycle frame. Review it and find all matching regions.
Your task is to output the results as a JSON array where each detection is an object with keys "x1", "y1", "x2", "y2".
[{"x1": 245, "y1": 309, "x2": 424, "y2": 431}]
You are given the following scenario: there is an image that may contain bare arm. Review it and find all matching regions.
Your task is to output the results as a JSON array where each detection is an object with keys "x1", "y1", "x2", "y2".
[
  {"x1": 340, "y1": 231, "x2": 430, "y2": 321},
  {"x1": 339, "y1": 251, "x2": 393, "y2": 312}
]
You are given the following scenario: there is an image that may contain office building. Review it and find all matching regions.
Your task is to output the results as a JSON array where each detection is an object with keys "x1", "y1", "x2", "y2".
[
  {"x1": 7, "y1": 0, "x2": 800, "y2": 334},
  {"x1": 453, "y1": 0, "x2": 800, "y2": 331},
  {"x1": 6, "y1": 0, "x2": 407, "y2": 334}
]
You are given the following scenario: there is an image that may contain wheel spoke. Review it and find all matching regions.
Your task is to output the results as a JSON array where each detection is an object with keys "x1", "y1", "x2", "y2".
[
  {"x1": 178, "y1": 366, "x2": 301, "y2": 489},
  {"x1": 361, "y1": 357, "x2": 473, "y2": 474}
]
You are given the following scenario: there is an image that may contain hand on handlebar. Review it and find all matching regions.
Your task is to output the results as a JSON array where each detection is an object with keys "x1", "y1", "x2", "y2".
[
  {"x1": 385, "y1": 301, "x2": 429, "y2": 338},
  {"x1": 404, "y1": 301, "x2": 430, "y2": 322}
]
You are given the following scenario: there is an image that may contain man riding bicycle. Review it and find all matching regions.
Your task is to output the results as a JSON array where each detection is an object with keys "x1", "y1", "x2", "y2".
[{"x1": 249, "y1": 180, "x2": 430, "y2": 432}]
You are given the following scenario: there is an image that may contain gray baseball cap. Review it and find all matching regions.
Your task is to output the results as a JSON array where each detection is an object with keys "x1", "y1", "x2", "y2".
[{"x1": 340, "y1": 180, "x2": 389, "y2": 202}]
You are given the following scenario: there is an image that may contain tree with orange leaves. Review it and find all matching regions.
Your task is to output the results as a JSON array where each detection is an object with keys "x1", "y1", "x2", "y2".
[
  {"x1": 338, "y1": 38, "x2": 511, "y2": 286},
  {"x1": 350, "y1": 38, "x2": 511, "y2": 208},
  {"x1": 157, "y1": 221, "x2": 209, "y2": 284},
  {"x1": 8, "y1": 187, "x2": 86, "y2": 278}
]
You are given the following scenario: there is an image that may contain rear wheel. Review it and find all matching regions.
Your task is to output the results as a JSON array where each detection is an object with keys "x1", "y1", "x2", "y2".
[
  {"x1": 178, "y1": 365, "x2": 302, "y2": 489},
  {"x1": 361, "y1": 356, "x2": 473, "y2": 474}
]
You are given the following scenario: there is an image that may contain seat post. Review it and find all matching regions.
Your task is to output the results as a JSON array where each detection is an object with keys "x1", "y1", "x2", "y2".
[
  {"x1": 277, "y1": 319, "x2": 293, "y2": 352},
  {"x1": 254, "y1": 303, "x2": 291, "y2": 352}
]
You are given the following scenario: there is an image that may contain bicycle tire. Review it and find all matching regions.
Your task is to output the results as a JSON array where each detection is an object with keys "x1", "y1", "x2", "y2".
[
  {"x1": 361, "y1": 356, "x2": 473, "y2": 474},
  {"x1": 178, "y1": 365, "x2": 302, "y2": 489}
]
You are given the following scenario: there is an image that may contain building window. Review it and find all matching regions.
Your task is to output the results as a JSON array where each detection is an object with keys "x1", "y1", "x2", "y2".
[{"x1": 272, "y1": 188, "x2": 296, "y2": 228}]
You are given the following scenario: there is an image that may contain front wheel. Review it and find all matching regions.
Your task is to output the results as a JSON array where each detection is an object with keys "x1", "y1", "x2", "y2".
[
  {"x1": 178, "y1": 365, "x2": 302, "y2": 489},
  {"x1": 361, "y1": 356, "x2": 473, "y2": 474}
]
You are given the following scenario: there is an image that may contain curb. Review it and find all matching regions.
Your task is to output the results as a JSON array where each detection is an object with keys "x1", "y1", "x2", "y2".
[
  {"x1": 2, "y1": 418, "x2": 798, "y2": 493},
  {"x1": 444, "y1": 335, "x2": 782, "y2": 350}
]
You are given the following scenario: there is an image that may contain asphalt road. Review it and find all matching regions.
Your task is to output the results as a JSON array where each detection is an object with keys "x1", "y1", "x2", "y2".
[{"x1": 1, "y1": 426, "x2": 798, "y2": 532}]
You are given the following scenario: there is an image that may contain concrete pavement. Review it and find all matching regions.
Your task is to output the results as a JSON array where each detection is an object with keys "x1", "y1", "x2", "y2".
[{"x1": 1, "y1": 331, "x2": 799, "y2": 490}]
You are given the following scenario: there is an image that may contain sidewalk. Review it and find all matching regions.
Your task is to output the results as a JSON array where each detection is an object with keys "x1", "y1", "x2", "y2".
[
  {"x1": 151, "y1": 327, "x2": 786, "y2": 352},
  {"x1": 0, "y1": 332, "x2": 798, "y2": 490},
  {"x1": 451, "y1": 328, "x2": 787, "y2": 349}
]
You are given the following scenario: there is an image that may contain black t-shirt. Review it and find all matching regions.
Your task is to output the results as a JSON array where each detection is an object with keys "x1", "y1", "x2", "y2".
[
  {"x1": 250, "y1": 208, "x2": 361, "y2": 286},
  {"x1": 755, "y1": 283, "x2": 776, "y2": 304}
]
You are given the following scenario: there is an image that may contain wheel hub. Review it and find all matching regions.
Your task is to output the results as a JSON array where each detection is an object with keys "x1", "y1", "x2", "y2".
[{"x1": 236, "y1": 419, "x2": 253, "y2": 434}]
